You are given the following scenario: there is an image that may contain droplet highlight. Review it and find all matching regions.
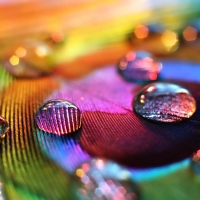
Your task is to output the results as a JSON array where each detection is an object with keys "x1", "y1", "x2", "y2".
[
  {"x1": 0, "y1": 117, "x2": 9, "y2": 139},
  {"x1": 35, "y1": 99, "x2": 82, "y2": 135},
  {"x1": 134, "y1": 82, "x2": 196, "y2": 122},
  {"x1": 118, "y1": 51, "x2": 162, "y2": 82}
]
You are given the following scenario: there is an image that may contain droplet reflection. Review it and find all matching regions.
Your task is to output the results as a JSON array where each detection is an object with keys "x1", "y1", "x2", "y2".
[
  {"x1": 134, "y1": 82, "x2": 196, "y2": 123},
  {"x1": 35, "y1": 99, "x2": 82, "y2": 135},
  {"x1": 118, "y1": 51, "x2": 162, "y2": 83}
]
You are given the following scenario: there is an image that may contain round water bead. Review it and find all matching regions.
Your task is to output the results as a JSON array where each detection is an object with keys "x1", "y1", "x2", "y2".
[
  {"x1": 134, "y1": 82, "x2": 196, "y2": 123},
  {"x1": 0, "y1": 116, "x2": 9, "y2": 139},
  {"x1": 118, "y1": 51, "x2": 162, "y2": 82},
  {"x1": 2, "y1": 40, "x2": 53, "y2": 78},
  {"x1": 35, "y1": 100, "x2": 82, "y2": 135}
]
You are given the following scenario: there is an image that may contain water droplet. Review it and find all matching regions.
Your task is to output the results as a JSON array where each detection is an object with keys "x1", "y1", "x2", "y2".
[
  {"x1": 2, "y1": 40, "x2": 53, "y2": 78},
  {"x1": 35, "y1": 99, "x2": 82, "y2": 135},
  {"x1": 75, "y1": 159, "x2": 139, "y2": 200},
  {"x1": 118, "y1": 51, "x2": 162, "y2": 82},
  {"x1": 134, "y1": 82, "x2": 196, "y2": 122},
  {"x1": 0, "y1": 117, "x2": 9, "y2": 139}
]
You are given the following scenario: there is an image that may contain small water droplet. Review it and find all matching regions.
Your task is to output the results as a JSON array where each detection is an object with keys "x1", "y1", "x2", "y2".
[
  {"x1": 35, "y1": 99, "x2": 81, "y2": 135},
  {"x1": 2, "y1": 40, "x2": 53, "y2": 78},
  {"x1": 0, "y1": 117, "x2": 9, "y2": 139},
  {"x1": 118, "y1": 51, "x2": 162, "y2": 82},
  {"x1": 134, "y1": 82, "x2": 196, "y2": 122}
]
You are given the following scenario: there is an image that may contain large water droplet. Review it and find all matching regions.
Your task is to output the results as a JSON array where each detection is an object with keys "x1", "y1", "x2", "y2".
[
  {"x1": 118, "y1": 51, "x2": 162, "y2": 82},
  {"x1": 35, "y1": 100, "x2": 82, "y2": 135},
  {"x1": 75, "y1": 159, "x2": 139, "y2": 200},
  {"x1": 134, "y1": 82, "x2": 196, "y2": 122},
  {"x1": 2, "y1": 40, "x2": 53, "y2": 78},
  {"x1": 0, "y1": 116, "x2": 9, "y2": 139}
]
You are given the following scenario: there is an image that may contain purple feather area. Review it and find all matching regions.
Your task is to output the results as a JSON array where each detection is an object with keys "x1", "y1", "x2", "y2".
[{"x1": 42, "y1": 65, "x2": 200, "y2": 167}]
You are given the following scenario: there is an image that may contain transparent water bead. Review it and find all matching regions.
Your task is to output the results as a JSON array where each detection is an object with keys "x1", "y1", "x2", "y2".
[
  {"x1": 0, "y1": 116, "x2": 9, "y2": 139},
  {"x1": 3, "y1": 59, "x2": 44, "y2": 78},
  {"x1": 75, "y1": 159, "x2": 139, "y2": 200},
  {"x1": 35, "y1": 100, "x2": 82, "y2": 135},
  {"x1": 134, "y1": 82, "x2": 196, "y2": 122},
  {"x1": 118, "y1": 51, "x2": 162, "y2": 82},
  {"x1": 2, "y1": 40, "x2": 53, "y2": 78}
]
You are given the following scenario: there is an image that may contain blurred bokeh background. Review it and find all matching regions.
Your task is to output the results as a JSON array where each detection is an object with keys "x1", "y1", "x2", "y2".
[{"x1": 1, "y1": 0, "x2": 200, "y2": 75}]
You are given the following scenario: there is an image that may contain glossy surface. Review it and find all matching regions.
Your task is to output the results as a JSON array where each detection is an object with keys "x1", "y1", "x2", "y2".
[
  {"x1": 35, "y1": 99, "x2": 82, "y2": 135},
  {"x1": 118, "y1": 51, "x2": 162, "y2": 82},
  {"x1": 0, "y1": 116, "x2": 9, "y2": 139},
  {"x1": 134, "y1": 83, "x2": 196, "y2": 122}
]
